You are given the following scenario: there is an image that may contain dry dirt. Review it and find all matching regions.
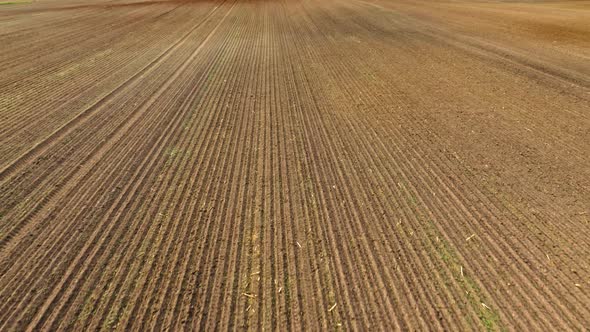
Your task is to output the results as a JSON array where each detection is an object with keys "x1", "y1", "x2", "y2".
[{"x1": 0, "y1": 0, "x2": 589, "y2": 330}]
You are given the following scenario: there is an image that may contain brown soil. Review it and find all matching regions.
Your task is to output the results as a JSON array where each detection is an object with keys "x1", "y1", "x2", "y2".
[{"x1": 0, "y1": 0, "x2": 589, "y2": 329}]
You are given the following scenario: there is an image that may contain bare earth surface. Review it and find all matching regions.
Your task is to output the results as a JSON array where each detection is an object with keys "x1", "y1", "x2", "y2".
[{"x1": 0, "y1": 0, "x2": 589, "y2": 329}]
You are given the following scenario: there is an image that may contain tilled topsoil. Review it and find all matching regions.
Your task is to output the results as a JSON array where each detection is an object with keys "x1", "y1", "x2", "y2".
[{"x1": 0, "y1": 0, "x2": 589, "y2": 330}]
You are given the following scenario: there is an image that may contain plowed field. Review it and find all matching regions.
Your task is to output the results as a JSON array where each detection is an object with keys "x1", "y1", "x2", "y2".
[{"x1": 1, "y1": 0, "x2": 589, "y2": 329}]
